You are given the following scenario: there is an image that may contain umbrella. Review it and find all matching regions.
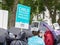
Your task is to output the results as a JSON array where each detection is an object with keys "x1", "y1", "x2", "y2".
[
  {"x1": 40, "y1": 21, "x2": 57, "y2": 39},
  {"x1": 0, "y1": 28, "x2": 7, "y2": 42},
  {"x1": 23, "y1": 29, "x2": 33, "y2": 38},
  {"x1": 8, "y1": 27, "x2": 21, "y2": 35}
]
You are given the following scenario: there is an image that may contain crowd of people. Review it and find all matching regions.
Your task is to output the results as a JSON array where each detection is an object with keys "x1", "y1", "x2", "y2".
[
  {"x1": 0, "y1": 22, "x2": 60, "y2": 45},
  {"x1": 5, "y1": 28, "x2": 55, "y2": 45}
]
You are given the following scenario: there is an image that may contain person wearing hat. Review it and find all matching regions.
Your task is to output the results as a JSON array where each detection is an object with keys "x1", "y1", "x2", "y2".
[{"x1": 28, "y1": 28, "x2": 45, "y2": 45}]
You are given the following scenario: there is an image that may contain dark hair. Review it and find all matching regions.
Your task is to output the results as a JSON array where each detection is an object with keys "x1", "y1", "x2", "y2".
[{"x1": 32, "y1": 30, "x2": 40, "y2": 36}]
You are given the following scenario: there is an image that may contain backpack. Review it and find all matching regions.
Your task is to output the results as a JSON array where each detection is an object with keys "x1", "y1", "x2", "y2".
[
  {"x1": 10, "y1": 40, "x2": 27, "y2": 45},
  {"x1": 44, "y1": 30, "x2": 54, "y2": 45}
]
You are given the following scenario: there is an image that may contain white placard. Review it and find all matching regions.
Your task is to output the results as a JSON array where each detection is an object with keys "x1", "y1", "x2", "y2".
[
  {"x1": 15, "y1": 22, "x2": 29, "y2": 29},
  {"x1": 0, "y1": 10, "x2": 3, "y2": 28},
  {"x1": 0, "y1": 10, "x2": 8, "y2": 29},
  {"x1": 53, "y1": 23, "x2": 60, "y2": 30}
]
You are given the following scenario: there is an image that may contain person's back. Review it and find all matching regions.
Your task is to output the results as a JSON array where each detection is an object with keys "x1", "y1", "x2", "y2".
[
  {"x1": 44, "y1": 30, "x2": 54, "y2": 45},
  {"x1": 28, "y1": 36, "x2": 45, "y2": 45}
]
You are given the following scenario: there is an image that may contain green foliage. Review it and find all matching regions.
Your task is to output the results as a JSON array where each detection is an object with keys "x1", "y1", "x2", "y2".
[
  {"x1": 43, "y1": 0, "x2": 60, "y2": 23},
  {"x1": 19, "y1": 0, "x2": 45, "y2": 24},
  {"x1": 2, "y1": 0, "x2": 14, "y2": 10},
  {"x1": 2, "y1": 4, "x2": 8, "y2": 10},
  {"x1": 56, "y1": 3, "x2": 60, "y2": 10},
  {"x1": 0, "y1": 2, "x2": 2, "y2": 9},
  {"x1": 38, "y1": 18, "x2": 43, "y2": 21},
  {"x1": 5, "y1": 0, "x2": 14, "y2": 7},
  {"x1": 2, "y1": 0, "x2": 60, "y2": 24}
]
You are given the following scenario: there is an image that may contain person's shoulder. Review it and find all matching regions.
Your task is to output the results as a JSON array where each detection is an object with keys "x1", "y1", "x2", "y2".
[
  {"x1": 28, "y1": 36, "x2": 36, "y2": 41},
  {"x1": 37, "y1": 37, "x2": 44, "y2": 41},
  {"x1": 28, "y1": 36, "x2": 34, "y2": 39}
]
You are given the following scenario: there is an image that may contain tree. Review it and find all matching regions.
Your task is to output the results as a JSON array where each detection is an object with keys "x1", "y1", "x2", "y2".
[
  {"x1": 19, "y1": 0, "x2": 45, "y2": 24},
  {"x1": 19, "y1": 0, "x2": 60, "y2": 24},
  {"x1": 2, "y1": 0, "x2": 19, "y2": 28},
  {"x1": 58, "y1": 12, "x2": 60, "y2": 25},
  {"x1": 2, "y1": 0, "x2": 60, "y2": 28},
  {"x1": 43, "y1": 0, "x2": 60, "y2": 23}
]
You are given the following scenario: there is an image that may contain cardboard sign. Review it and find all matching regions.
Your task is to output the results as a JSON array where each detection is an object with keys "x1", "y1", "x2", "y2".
[{"x1": 15, "y1": 4, "x2": 31, "y2": 29}]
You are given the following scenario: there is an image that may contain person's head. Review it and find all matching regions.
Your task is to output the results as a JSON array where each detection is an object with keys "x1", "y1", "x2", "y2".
[
  {"x1": 38, "y1": 30, "x2": 44, "y2": 38},
  {"x1": 32, "y1": 29, "x2": 44, "y2": 38},
  {"x1": 32, "y1": 29, "x2": 40, "y2": 36},
  {"x1": 32, "y1": 31, "x2": 39, "y2": 36}
]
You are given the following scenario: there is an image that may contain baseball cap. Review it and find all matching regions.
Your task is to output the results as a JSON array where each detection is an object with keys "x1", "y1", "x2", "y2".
[{"x1": 31, "y1": 27, "x2": 39, "y2": 31}]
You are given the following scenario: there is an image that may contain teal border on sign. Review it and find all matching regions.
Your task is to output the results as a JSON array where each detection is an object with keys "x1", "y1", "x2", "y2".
[{"x1": 16, "y1": 4, "x2": 31, "y2": 24}]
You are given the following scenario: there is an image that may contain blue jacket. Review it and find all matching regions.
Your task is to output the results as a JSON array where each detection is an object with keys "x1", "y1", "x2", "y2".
[{"x1": 28, "y1": 36, "x2": 45, "y2": 45}]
